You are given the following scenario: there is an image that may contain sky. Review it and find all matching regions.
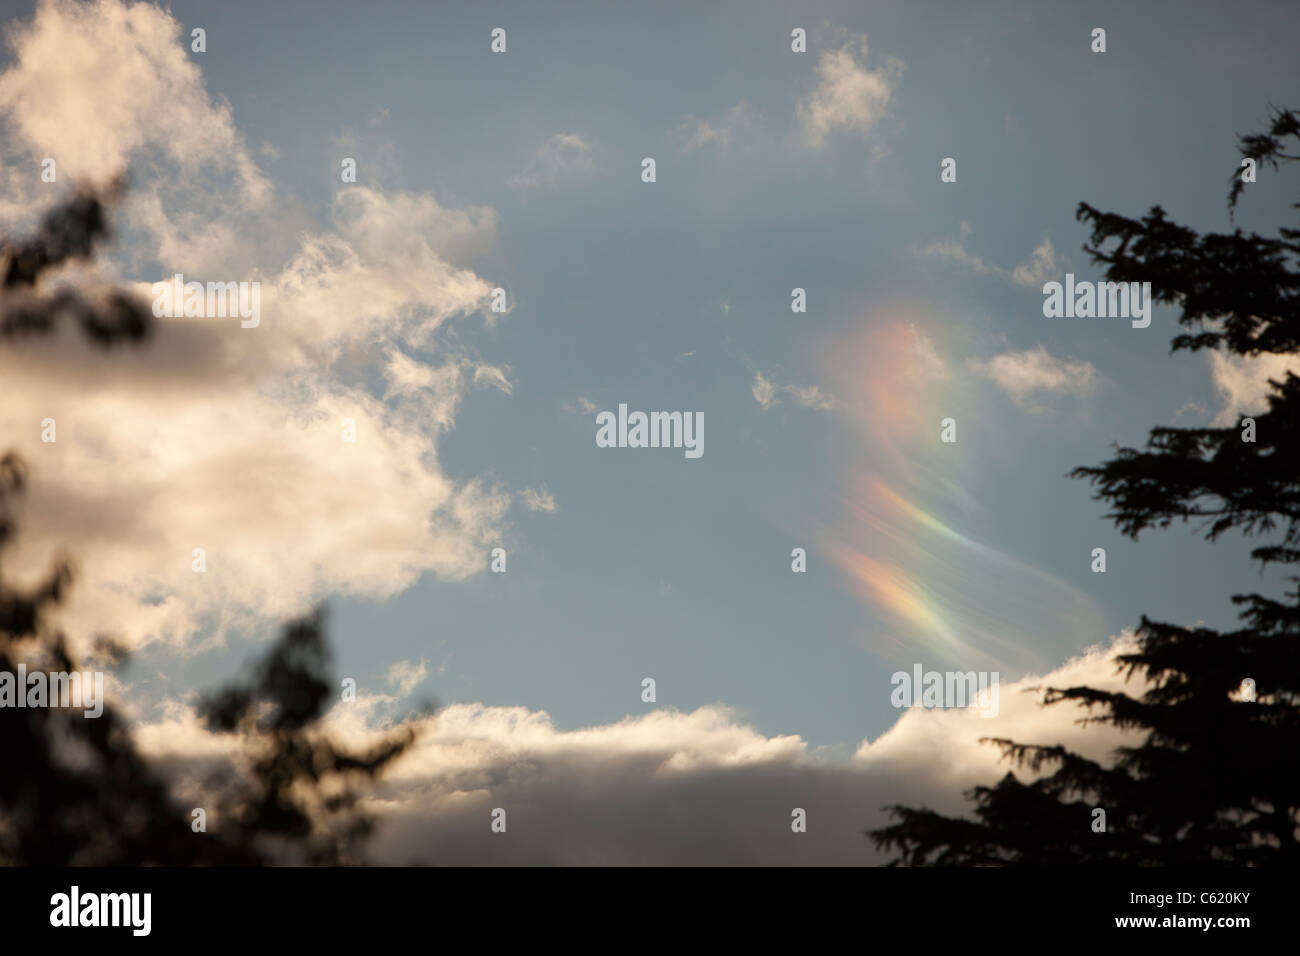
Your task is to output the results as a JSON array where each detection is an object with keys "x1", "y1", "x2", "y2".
[{"x1": 1, "y1": 0, "x2": 1297, "y2": 863}]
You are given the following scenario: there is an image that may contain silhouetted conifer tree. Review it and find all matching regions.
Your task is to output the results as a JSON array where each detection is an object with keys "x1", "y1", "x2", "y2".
[{"x1": 872, "y1": 108, "x2": 1300, "y2": 865}]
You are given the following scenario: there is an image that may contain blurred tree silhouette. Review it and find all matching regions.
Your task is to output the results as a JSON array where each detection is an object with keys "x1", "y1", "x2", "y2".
[
  {"x1": 872, "y1": 107, "x2": 1300, "y2": 866},
  {"x1": 195, "y1": 608, "x2": 417, "y2": 866},
  {"x1": 0, "y1": 187, "x2": 417, "y2": 865},
  {"x1": 0, "y1": 178, "x2": 149, "y2": 347}
]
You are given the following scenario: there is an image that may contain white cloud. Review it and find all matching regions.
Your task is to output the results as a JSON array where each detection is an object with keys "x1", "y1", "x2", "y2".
[
  {"x1": 472, "y1": 362, "x2": 513, "y2": 395},
  {"x1": 916, "y1": 224, "x2": 1067, "y2": 288},
  {"x1": 132, "y1": 633, "x2": 1148, "y2": 864},
  {"x1": 797, "y1": 36, "x2": 903, "y2": 148},
  {"x1": 0, "y1": 0, "x2": 266, "y2": 196},
  {"x1": 784, "y1": 384, "x2": 838, "y2": 410},
  {"x1": 969, "y1": 346, "x2": 1097, "y2": 407},
  {"x1": 905, "y1": 324, "x2": 949, "y2": 381},
  {"x1": 751, "y1": 371, "x2": 779, "y2": 410},
  {"x1": 752, "y1": 370, "x2": 837, "y2": 411},
  {"x1": 562, "y1": 396, "x2": 599, "y2": 415},
  {"x1": 677, "y1": 102, "x2": 756, "y2": 152},
  {"x1": 1207, "y1": 350, "x2": 1300, "y2": 425},
  {"x1": 508, "y1": 132, "x2": 594, "y2": 190},
  {"x1": 0, "y1": 0, "x2": 515, "y2": 653},
  {"x1": 1010, "y1": 237, "x2": 1063, "y2": 288},
  {"x1": 519, "y1": 487, "x2": 557, "y2": 513},
  {"x1": 386, "y1": 658, "x2": 429, "y2": 697},
  {"x1": 0, "y1": 0, "x2": 275, "y2": 276},
  {"x1": 915, "y1": 222, "x2": 993, "y2": 275}
]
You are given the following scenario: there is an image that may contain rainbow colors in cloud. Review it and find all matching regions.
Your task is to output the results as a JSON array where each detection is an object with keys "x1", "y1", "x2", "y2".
[{"x1": 820, "y1": 314, "x2": 1102, "y2": 672}]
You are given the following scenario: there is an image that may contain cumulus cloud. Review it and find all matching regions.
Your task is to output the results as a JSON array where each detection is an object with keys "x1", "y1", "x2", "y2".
[
  {"x1": 797, "y1": 35, "x2": 903, "y2": 148},
  {"x1": 751, "y1": 370, "x2": 837, "y2": 411},
  {"x1": 263, "y1": 187, "x2": 497, "y2": 356},
  {"x1": 0, "y1": 0, "x2": 515, "y2": 652},
  {"x1": 132, "y1": 633, "x2": 1147, "y2": 864},
  {"x1": 508, "y1": 132, "x2": 594, "y2": 190},
  {"x1": 0, "y1": 0, "x2": 266, "y2": 194},
  {"x1": 0, "y1": 0, "x2": 278, "y2": 277},
  {"x1": 969, "y1": 346, "x2": 1097, "y2": 408}
]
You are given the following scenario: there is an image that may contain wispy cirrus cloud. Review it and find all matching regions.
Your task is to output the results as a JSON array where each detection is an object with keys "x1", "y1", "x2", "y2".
[
  {"x1": 1010, "y1": 237, "x2": 1063, "y2": 288},
  {"x1": 562, "y1": 395, "x2": 599, "y2": 415},
  {"x1": 519, "y1": 486, "x2": 557, "y2": 513},
  {"x1": 386, "y1": 658, "x2": 430, "y2": 697},
  {"x1": 915, "y1": 222, "x2": 1066, "y2": 289},
  {"x1": 508, "y1": 132, "x2": 594, "y2": 190},
  {"x1": 677, "y1": 101, "x2": 757, "y2": 152},
  {"x1": 751, "y1": 370, "x2": 837, "y2": 411}
]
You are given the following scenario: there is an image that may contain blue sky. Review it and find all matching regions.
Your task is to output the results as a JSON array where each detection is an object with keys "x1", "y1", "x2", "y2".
[{"x1": 1, "y1": 0, "x2": 1298, "y2": 860}]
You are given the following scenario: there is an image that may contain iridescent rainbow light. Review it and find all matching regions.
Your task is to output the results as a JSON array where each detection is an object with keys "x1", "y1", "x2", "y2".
[{"x1": 820, "y1": 315, "x2": 1101, "y2": 670}]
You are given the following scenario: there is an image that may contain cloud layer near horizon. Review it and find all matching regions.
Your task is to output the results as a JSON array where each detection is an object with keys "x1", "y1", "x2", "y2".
[{"x1": 133, "y1": 632, "x2": 1145, "y2": 864}]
